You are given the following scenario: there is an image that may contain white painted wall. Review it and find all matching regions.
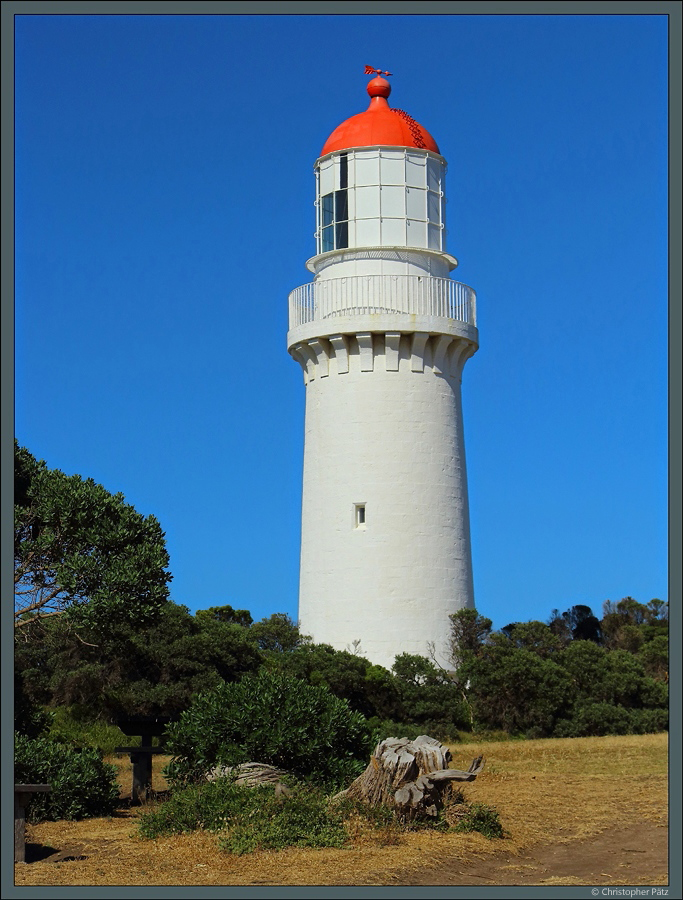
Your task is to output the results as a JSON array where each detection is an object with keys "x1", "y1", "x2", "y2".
[{"x1": 293, "y1": 328, "x2": 476, "y2": 671}]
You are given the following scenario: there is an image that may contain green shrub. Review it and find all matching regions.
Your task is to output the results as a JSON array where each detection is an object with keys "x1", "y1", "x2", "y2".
[
  {"x1": 47, "y1": 706, "x2": 128, "y2": 755},
  {"x1": 554, "y1": 702, "x2": 634, "y2": 738},
  {"x1": 218, "y1": 786, "x2": 348, "y2": 854},
  {"x1": 164, "y1": 670, "x2": 374, "y2": 790},
  {"x1": 138, "y1": 777, "x2": 254, "y2": 837},
  {"x1": 629, "y1": 707, "x2": 669, "y2": 734},
  {"x1": 138, "y1": 778, "x2": 348, "y2": 853},
  {"x1": 454, "y1": 802, "x2": 507, "y2": 839},
  {"x1": 14, "y1": 734, "x2": 120, "y2": 822}
]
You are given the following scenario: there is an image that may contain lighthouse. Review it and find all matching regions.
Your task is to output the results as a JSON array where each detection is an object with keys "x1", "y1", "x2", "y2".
[{"x1": 287, "y1": 72, "x2": 479, "y2": 671}]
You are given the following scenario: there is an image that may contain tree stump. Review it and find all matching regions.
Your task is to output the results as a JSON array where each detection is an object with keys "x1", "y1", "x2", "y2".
[{"x1": 336, "y1": 735, "x2": 484, "y2": 821}]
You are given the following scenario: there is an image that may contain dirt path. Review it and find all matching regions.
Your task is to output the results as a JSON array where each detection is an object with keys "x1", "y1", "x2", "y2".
[{"x1": 400, "y1": 820, "x2": 669, "y2": 886}]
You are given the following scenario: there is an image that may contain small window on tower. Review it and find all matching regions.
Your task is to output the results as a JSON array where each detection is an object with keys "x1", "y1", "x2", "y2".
[{"x1": 354, "y1": 504, "x2": 366, "y2": 528}]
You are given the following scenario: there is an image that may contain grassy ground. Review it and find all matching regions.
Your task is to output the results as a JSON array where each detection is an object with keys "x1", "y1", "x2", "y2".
[{"x1": 15, "y1": 732, "x2": 668, "y2": 887}]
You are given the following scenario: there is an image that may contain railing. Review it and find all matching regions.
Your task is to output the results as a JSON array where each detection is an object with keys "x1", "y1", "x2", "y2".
[{"x1": 289, "y1": 275, "x2": 477, "y2": 329}]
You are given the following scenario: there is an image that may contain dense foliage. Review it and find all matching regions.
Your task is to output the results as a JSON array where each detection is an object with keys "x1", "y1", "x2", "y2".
[
  {"x1": 14, "y1": 601, "x2": 263, "y2": 719},
  {"x1": 14, "y1": 443, "x2": 171, "y2": 630},
  {"x1": 14, "y1": 734, "x2": 120, "y2": 822},
  {"x1": 164, "y1": 670, "x2": 375, "y2": 789},
  {"x1": 16, "y1": 597, "x2": 668, "y2": 748},
  {"x1": 454, "y1": 802, "x2": 508, "y2": 839},
  {"x1": 451, "y1": 598, "x2": 668, "y2": 738},
  {"x1": 138, "y1": 779, "x2": 349, "y2": 852}
]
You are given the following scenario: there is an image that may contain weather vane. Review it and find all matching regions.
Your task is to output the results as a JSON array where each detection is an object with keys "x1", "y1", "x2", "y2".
[{"x1": 364, "y1": 65, "x2": 393, "y2": 76}]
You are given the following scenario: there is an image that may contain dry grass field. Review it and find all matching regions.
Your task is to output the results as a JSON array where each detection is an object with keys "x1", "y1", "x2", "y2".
[{"x1": 15, "y1": 732, "x2": 668, "y2": 887}]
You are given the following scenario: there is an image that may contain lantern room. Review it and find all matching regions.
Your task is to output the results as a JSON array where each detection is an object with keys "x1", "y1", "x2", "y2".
[
  {"x1": 312, "y1": 74, "x2": 450, "y2": 262},
  {"x1": 315, "y1": 148, "x2": 447, "y2": 255}
]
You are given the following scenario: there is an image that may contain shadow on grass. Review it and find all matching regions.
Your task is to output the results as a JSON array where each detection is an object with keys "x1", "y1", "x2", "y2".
[{"x1": 24, "y1": 843, "x2": 63, "y2": 863}]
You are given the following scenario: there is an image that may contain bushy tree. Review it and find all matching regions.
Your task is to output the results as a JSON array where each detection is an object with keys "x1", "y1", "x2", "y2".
[
  {"x1": 449, "y1": 608, "x2": 492, "y2": 668},
  {"x1": 164, "y1": 670, "x2": 374, "y2": 789},
  {"x1": 547, "y1": 604, "x2": 602, "y2": 644},
  {"x1": 460, "y1": 638, "x2": 573, "y2": 736},
  {"x1": 16, "y1": 602, "x2": 263, "y2": 719},
  {"x1": 601, "y1": 598, "x2": 668, "y2": 652},
  {"x1": 15, "y1": 734, "x2": 120, "y2": 822},
  {"x1": 554, "y1": 702, "x2": 635, "y2": 738},
  {"x1": 392, "y1": 653, "x2": 469, "y2": 732},
  {"x1": 195, "y1": 604, "x2": 253, "y2": 627},
  {"x1": 638, "y1": 635, "x2": 668, "y2": 682},
  {"x1": 14, "y1": 443, "x2": 171, "y2": 630},
  {"x1": 557, "y1": 640, "x2": 666, "y2": 710},
  {"x1": 249, "y1": 613, "x2": 308, "y2": 653},
  {"x1": 499, "y1": 621, "x2": 563, "y2": 658},
  {"x1": 267, "y1": 643, "x2": 401, "y2": 720}
]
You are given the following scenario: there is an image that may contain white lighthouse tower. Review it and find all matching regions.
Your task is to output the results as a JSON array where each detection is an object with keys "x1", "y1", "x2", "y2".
[{"x1": 287, "y1": 72, "x2": 478, "y2": 671}]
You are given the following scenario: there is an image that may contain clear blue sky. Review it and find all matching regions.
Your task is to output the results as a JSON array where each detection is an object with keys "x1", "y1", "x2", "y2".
[{"x1": 14, "y1": 12, "x2": 668, "y2": 632}]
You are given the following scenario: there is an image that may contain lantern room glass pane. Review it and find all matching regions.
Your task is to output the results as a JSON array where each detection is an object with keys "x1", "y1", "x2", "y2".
[
  {"x1": 319, "y1": 159, "x2": 334, "y2": 196},
  {"x1": 335, "y1": 219, "x2": 348, "y2": 249},
  {"x1": 355, "y1": 152, "x2": 380, "y2": 186},
  {"x1": 355, "y1": 186, "x2": 380, "y2": 219},
  {"x1": 380, "y1": 185, "x2": 405, "y2": 218},
  {"x1": 381, "y1": 218, "x2": 406, "y2": 246},
  {"x1": 339, "y1": 152, "x2": 348, "y2": 189},
  {"x1": 322, "y1": 193, "x2": 334, "y2": 228},
  {"x1": 406, "y1": 153, "x2": 426, "y2": 187},
  {"x1": 428, "y1": 191, "x2": 441, "y2": 224},
  {"x1": 427, "y1": 159, "x2": 441, "y2": 192},
  {"x1": 406, "y1": 187, "x2": 426, "y2": 220},
  {"x1": 322, "y1": 225, "x2": 334, "y2": 252},
  {"x1": 335, "y1": 190, "x2": 348, "y2": 222},
  {"x1": 428, "y1": 224, "x2": 441, "y2": 250},
  {"x1": 380, "y1": 152, "x2": 406, "y2": 185}
]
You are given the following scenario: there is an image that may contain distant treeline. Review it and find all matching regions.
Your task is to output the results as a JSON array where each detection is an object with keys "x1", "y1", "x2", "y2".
[{"x1": 16, "y1": 596, "x2": 668, "y2": 741}]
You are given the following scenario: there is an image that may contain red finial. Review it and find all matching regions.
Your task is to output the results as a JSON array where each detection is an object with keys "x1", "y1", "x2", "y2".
[
  {"x1": 364, "y1": 65, "x2": 393, "y2": 76},
  {"x1": 367, "y1": 76, "x2": 391, "y2": 99}
]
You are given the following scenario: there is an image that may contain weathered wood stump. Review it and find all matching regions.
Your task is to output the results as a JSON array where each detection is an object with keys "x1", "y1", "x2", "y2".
[{"x1": 336, "y1": 735, "x2": 484, "y2": 821}]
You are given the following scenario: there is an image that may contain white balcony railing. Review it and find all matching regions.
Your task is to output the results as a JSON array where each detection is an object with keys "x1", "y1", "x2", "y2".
[{"x1": 288, "y1": 275, "x2": 477, "y2": 330}]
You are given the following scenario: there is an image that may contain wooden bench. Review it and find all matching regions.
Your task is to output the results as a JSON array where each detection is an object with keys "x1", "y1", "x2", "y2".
[{"x1": 15, "y1": 784, "x2": 50, "y2": 863}]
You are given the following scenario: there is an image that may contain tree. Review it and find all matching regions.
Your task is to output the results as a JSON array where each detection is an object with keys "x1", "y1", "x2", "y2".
[
  {"x1": 448, "y1": 608, "x2": 492, "y2": 668},
  {"x1": 249, "y1": 613, "x2": 308, "y2": 653},
  {"x1": 164, "y1": 670, "x2": 374, "y2": 789},
  {"x1": 195, "y1": 604, "x2": 253, "y2": 627},
  {"x1": 499, "y1": 621, "x2": 563, "y2": 658},
  {"x1": 267, "y1": 642, "x2": 400, "y2": 720},
  {"x1": 548, "y1": 604, "x2": 601, "y2": 644},
  {"x1": 601, "y1": 598, "x2": 668, "y2": 650},
  {"x1": 14, "y1": 443, "x2": 171, "y2": 630},
  {"x1": 461, "y1": 638, "x2": 573, "y2": 736},
  {"x1": 16, "y1": 602, "x2": 264, "y2": 719},
  {"x1": 392, "y1": 653, "x2": 469, "y2": 731}
]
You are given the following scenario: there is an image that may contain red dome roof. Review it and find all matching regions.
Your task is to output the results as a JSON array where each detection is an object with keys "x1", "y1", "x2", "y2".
[{"x1": 321, "y1": 77, "x2": 440, "y2": 156}]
